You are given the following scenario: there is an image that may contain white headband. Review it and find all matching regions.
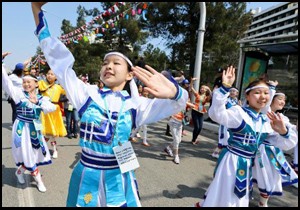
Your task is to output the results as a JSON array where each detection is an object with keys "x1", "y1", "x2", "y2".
[
  {"x1": 23, "y1": 75, "x2": 38, "y2": 81},
  {"x1": 245, "y1": 85, "x2": 269, "y2": 93},
  {"x1": 104, "y1": 52, "x2": 133, "y2": 67},
  {"x1": 274, "y1": 93, "x2": 285, "y2": 97},
  {"x1": 230, "y1": 87, "x2": 239, "y2": 92}
]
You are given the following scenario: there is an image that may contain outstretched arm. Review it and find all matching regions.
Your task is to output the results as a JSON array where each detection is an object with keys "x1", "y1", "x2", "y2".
[
  {"x1": 132, "y1": 65, "x2": 178, "y2": 99},
  {"x1": 31, "y1": 2, "x2": 90, "y2": 112},
  {"x1": 189, "y1": 77, "x2": 199, "y2": 95},
  {"x1": 31, "y1": 2, "x2": 47, "y2": 26}
]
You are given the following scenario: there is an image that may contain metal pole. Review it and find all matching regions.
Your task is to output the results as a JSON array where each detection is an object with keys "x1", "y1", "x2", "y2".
[{"x1": 192, "y1": 2, "x2": 206, "y2": 96}]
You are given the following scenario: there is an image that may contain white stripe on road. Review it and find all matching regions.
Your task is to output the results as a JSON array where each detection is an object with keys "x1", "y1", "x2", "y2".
[{"x1": 18, "y1": 175, "x2": 35, "y2": 207}]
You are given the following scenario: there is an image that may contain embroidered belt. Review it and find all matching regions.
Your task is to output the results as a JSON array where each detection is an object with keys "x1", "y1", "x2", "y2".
[
  {"x1": 80, "y1": 150, "x2": 119, "y2": 170},
  {"x1": 16, "y1": 116, "x2": 34, "y2": 123},
  {"x1": 226, "y1": 145, "x2": 256, "y2": 159}
]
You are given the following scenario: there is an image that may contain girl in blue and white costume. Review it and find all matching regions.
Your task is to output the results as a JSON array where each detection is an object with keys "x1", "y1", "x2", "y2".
[
  {"x1": 252, "y1": 91, "x2": 298, "y2": 207},
  {"x1": 31, "y1": 3, "x2": 188, "y2": 207},
  {"x1": 2, "y1": 53, "x2": 56, "y2": 193},
  {"x1": 211, "y1": 87, "x2": 240, "y2": 159},
  {"x1": 195, "y1": 66, "x2": 297, "y2": 207}
]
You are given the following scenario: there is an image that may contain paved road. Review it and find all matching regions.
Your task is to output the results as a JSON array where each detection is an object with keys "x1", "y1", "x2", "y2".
[{"x1": 2, "y1": 91, "x2": 298, "y2": 207}]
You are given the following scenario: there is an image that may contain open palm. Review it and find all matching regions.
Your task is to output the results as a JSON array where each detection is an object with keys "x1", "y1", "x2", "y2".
[{"x1": 132, "y1": 65, "x2": 177, "y2": 99}]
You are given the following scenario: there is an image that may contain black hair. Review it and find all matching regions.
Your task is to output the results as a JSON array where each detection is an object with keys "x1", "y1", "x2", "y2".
[
  {"x1": 123, "y1": 61, "x2": 133, "y2": 96},
  {"x1": 12, "y1": 69, "x2": 23, "y2": 77}
]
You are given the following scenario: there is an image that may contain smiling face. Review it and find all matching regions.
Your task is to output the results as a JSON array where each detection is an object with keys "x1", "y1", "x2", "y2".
[
  {"x1": 100, "y1": 55, "x2": 133, "y2": 91},
  {"x1": 200, "y1": 85, "x2": 207, "y2": 94},
  {"x1": 271, "y1": 94, "x2": 286, "y2": 112},
  {"x1": 22, "y1": 78, "x2": 38, "y2": 93},
  {"x1": 245, "y1": 84, "x2": 270, "y2": 112}
]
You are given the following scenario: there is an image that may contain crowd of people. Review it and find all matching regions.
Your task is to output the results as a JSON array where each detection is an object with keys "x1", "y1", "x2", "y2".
[{"x1": 1, "y1": 2, "x2": 298, "y2": 207}]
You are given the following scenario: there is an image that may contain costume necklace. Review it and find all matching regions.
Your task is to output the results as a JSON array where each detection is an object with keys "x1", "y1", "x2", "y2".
[{"x1": 103, "y1": 95, "x2": 125, "y2": 146}]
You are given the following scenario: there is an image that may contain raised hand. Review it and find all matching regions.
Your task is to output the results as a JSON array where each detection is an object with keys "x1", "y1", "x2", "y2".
[
  {"x1": 31, "y1": 2, "x2": 47, "y2": 8},
  {"x1": 267, "y1": 111, "x2": 288, "y2": 135},
  {"x1": 28, "y1": 91, "x2": 38, "y2": 104},
  {"x1": 267, "y1": 80, "x2": 278, "y2": 87},
  {"x1": 31, "y1": 2, "x2": 48, "y2": 26},
  {"x1": 2, "y1": 52, "x2": 12, "y2": 59},
  {"x1": 222, "y1": 66, "x2": 235, "y2": 87},
  {"x1": 132, "y1": 65, "x2": 177, "y2": 99},
  {"x1": 23, "y1": 57, "x2": 32, "y2": 67}
]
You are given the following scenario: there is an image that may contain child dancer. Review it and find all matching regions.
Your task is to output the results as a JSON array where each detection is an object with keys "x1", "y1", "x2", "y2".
[
  {"x1": 164, "y1": 101, "x2": 195, "y2": 164},
  {"x1": 31, "y1": 3, "x2": 188, "y2": 207},
  {"x1": 211, "y1": 87, "x2": 240, "y2": 159},
  {"x1": 194, "y1": 66, "x2": 297, "y2": 207},
  {"x1": 129, "y1": 84, "x2": 144, "y2": 143},
  {"x1": 252, "y1": 91, "x2": 298, "y2": 207},
  {"x1": 130, "y1": 86, "x2": 151, "y2": 146},
  {"x1": 291, "y1": 120, "x2": 298, "y2": 188},
  {"x1": 38, "y1": 67, "x2": 67, "y2": 158},
  {"x1": 2, "y1": 53, "x2": 56, "y2": 192}
]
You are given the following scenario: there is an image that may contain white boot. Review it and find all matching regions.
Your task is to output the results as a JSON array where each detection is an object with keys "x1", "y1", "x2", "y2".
[
  {"x1": 51, "y1": 141, "x2": 58, "y2": 159},
  {"x1": 258, "y1": 195, "x2": 269, "y2": 207},
  {"x1": 292, "y1": 182, "x2": 298, "y2": 189},
  {"x1": 15, "y1": 166, "x2": 26, "y2": 184},
  {"x1": 32, "y1": 170, "x2": 47, "y2": 193}
]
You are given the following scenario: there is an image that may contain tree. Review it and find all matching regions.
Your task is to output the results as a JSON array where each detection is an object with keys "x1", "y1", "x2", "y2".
[
  {"x1": 145, "y1": 2, "x2": 252, "y2": 86},
  {"x1": 143, "y1": 43, "x2": 169, "y2": 71}
]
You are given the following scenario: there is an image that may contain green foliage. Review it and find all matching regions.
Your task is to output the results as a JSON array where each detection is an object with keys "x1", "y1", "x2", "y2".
[
  {"x1": 34, "y1": 2, "x2": 252, "y2": 87},
  {"x1": 146, "y1": 2, "x2": 251, "y2": 85}
]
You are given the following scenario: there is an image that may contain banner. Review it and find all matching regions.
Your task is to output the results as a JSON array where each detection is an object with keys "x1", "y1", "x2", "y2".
[{"x1": 240, "y1": 51, "x2": 269, "y2": 101}]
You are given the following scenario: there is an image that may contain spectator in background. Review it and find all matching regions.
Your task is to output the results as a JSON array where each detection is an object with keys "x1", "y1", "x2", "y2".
[
  {"x1": 137, "y1": 56, "x2": 146, "y2": 68},
  {"x1": 213, "y1": 67, "x2": 223, "y2": 91},
  {"x1": 80, "y1": 74, "x2": 90, "y2": 84},
  {"x1": 190, "y1": 77, "x2": 212, "y2": 145},
  {"x1": 60, "y1": 94, "x2": 79, "y2": 139},
  {"x1": 174, "y1": 70, "x2": 186, "y2": 84}
]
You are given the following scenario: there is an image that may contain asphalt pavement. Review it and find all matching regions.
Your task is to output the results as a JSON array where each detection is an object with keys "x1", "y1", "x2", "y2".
[{"x1": 2, "y1": 91, "x2": 298, "y2": 207}]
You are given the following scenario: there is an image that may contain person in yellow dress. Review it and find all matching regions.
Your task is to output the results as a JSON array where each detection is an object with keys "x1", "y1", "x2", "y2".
[{"x1": 38, "y1": 66, "x2": 67, "y2": 159}]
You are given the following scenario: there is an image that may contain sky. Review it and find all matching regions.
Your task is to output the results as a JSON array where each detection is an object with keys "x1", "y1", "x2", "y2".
[{"x1": 2, "y1": 2, "x2": 285, "y2": 71}]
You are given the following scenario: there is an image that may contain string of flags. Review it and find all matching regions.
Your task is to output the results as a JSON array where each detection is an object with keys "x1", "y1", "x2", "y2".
[
  {"x1": 60, "y1": 2, "x2": 149, "y2": 45},
  {"x1": 30, "y1": 54, "x2": 47, "y2": 67}
]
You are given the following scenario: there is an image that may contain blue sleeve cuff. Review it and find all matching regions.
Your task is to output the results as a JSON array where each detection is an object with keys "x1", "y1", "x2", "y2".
[
  {"x1": 168, "y1": 74, "x2": 181, "y2": 101},
  {"x1": 34, "y1": 11, "x2": 51, "y2": 42},
  {"x1": 219, "y1": 84, "x2": 231, "y2": 95},
  {"x1": 280, "y1": 126, "x2": 290, "y2": 138},
  {"x1": 161, "y1": 70, "x2": 182, "y2": 101},
  {"x1": 268, "y1": 84, "x2": 276, "y2": 90}
]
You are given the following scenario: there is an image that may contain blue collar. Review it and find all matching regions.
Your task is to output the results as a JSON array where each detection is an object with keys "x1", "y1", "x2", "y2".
[
  {"x1": 99, "y1": 87, "x2": 131, "y2": 101},
  {"x1": 242, "y1": 107, "x2": 267, "y2": 122}
]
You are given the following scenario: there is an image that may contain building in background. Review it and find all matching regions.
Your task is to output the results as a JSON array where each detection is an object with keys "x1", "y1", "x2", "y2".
[{"x1": 236, "y1": 2, "x2": 298, "y2": 123}]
